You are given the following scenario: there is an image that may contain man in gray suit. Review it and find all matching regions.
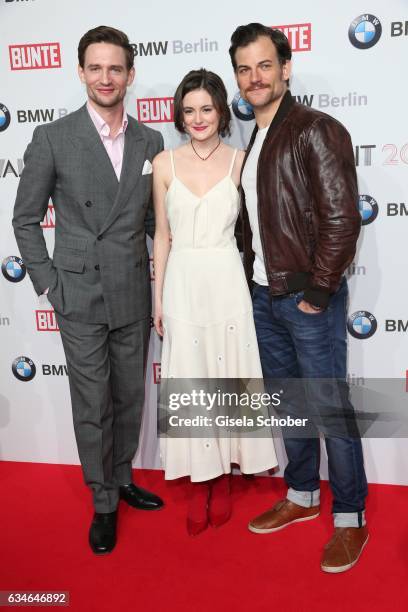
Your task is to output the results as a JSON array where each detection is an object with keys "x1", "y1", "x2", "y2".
[{"x1": 13, "y1": 26, "x2": 164, "y2": 554}]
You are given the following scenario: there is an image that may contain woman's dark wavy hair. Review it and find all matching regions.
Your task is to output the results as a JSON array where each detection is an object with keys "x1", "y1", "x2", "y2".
[{"x1": 173, "y1": 69, "x2": 231, "y2": 137}]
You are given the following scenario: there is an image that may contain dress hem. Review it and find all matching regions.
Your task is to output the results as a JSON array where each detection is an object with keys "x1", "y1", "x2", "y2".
[{"x1": 162, "y1": 460, "x2": 279, "y2": 482}]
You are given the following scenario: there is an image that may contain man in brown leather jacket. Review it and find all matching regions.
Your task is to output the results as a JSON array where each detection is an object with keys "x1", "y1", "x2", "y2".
[{"x1": 230, "y1": 23, "x2": 368, "y2": 573}]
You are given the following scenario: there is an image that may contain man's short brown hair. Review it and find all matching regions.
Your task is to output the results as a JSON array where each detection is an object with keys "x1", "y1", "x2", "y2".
[
  {"x1": 229, "y1": 23, "x2": 292, "y2": 72},
  {"x1": 78, "y1": 25, "x2": 134, "y2": 70}
]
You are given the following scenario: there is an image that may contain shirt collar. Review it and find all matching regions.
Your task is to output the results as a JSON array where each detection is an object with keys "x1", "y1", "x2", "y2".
[{"x1": 87, "y1": 101, "x2": 128, "y2": 138}]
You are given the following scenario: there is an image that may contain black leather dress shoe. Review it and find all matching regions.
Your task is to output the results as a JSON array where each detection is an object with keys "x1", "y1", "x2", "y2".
[
  {"x1": 89, "y1": 510, "x2": 117, "y2": 555},
  {"x1": 119, "y1": 483, "x2": 164, "y2": 510}
]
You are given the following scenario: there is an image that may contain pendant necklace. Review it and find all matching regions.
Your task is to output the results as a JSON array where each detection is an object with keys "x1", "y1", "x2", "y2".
[{"x1": 191, "y1": 138, "x2": 221, "y2": 161}]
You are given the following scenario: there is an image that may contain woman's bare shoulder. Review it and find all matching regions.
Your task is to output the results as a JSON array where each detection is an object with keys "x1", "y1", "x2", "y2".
[
  {"x1": 223, "y1": 144, "x2": 245, "y2": 159},
  {"x1": 152, "y1": 149, "x2": 171, "y2": 169}
]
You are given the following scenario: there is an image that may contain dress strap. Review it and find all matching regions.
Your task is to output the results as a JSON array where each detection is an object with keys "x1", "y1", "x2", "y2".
[
  {"x1": 169, "y1": 149, "x2": 176, "y2": 178},
  {"x1": 228, "y1": 148, "x2": 238, "y2": 176}
]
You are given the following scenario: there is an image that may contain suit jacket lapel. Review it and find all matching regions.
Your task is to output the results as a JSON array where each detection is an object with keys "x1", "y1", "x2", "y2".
[
  {"x1": 69, "y1": 105, "x2": 119, "y2": 202},
  {"x1": 100, "y1": 118, "x2": 146, "y2": 234}
]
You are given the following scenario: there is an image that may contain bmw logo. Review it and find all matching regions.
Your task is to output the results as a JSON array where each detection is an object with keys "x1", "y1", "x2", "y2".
[
  {"x1": 0, "y1": 103, "x2": 11, "y2": 132},
  {"x1": 1, "y1": 256, "x2": 26, "y2": 283},
  {"x1": 348, "y1": 15, "x2": 382, "y2": 49},
  {"x1": 231, "y1": 92, "x2": 255, "y2": 121},
  {"x1": 12, "y1": 356, "x2": 36, "y2": 382},
  {"x1": 358, "y1": 194, "x2": 378, "y2": 225},
  {"x1": 347, "y1": 311, "x2": 377, "y2": 339}
]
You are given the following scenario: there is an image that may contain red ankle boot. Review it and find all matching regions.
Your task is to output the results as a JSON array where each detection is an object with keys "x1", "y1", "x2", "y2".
[
  {"x1": 187, "y1": 481, "x2": 210, "y2": 536},
  {"x1": 209, "y1": 474, "x2": 232, "y2": 528}
]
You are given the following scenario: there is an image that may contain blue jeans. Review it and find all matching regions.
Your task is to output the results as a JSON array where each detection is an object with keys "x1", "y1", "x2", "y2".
[{"x1": 253, "y1": 278, "x2": 368, "y2": 527}]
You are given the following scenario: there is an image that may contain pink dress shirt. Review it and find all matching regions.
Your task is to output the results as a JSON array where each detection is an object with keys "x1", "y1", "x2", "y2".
[{"x1": 87, "y1": 101, "x2": 128, "y2": 180}]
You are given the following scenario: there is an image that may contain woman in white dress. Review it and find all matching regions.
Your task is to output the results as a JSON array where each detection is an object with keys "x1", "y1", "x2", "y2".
[{"x1": 153, "y1": 69, "x2": 277, "y2": 535}]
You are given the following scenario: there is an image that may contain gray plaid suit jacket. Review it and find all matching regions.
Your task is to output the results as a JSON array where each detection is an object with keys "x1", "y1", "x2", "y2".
[{"x1": 13, "y1": 104, "x2": 163, "y2": 329}]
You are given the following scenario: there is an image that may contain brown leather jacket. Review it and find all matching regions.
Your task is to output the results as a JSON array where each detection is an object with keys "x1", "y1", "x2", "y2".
[{"x1": 240, "y1": 90, "x2": 360, "y2": 308}]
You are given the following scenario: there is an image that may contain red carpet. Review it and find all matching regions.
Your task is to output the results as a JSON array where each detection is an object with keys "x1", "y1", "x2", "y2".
[{"x1": 1, "y1": 462, "x2": 407, "y2": 611}]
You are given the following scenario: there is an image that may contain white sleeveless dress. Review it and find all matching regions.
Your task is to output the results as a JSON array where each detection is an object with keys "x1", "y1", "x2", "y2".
[{"x1": 160, "y1": 149, "x2": 277, "y2": 481}]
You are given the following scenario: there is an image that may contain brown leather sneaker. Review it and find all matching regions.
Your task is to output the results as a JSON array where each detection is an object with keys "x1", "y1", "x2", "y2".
[
  {"x1": 321, "y1": 526, "x2": 369, "y2": 573},
  {"x1": 248, "y1": 498, "x2": 320, "y2": 534}
]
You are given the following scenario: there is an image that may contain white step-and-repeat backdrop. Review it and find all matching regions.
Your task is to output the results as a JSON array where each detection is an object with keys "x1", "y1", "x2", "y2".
[{"x1": 1, "y1": 0, "x2": 407, "y2": 484}]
